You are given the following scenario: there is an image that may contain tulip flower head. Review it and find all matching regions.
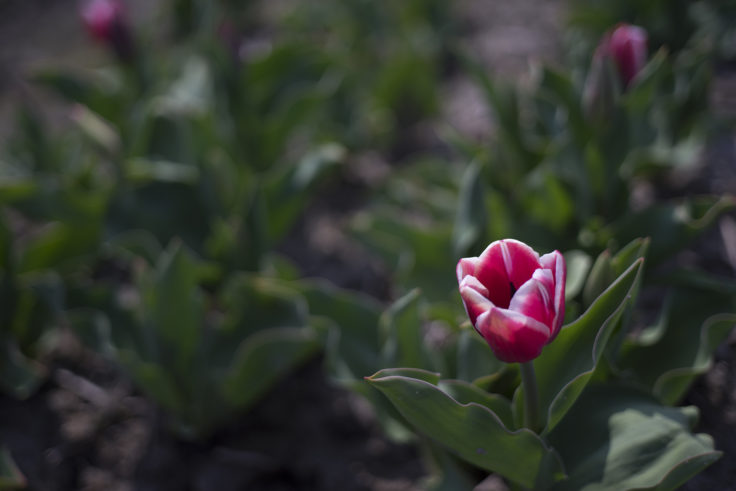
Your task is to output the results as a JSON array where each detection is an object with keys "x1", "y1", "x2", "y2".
[
  {"x1": 81, "y1": 0, "x2": 134, "y2": 62},
  {"x1": 457, "y1": 240, "x2": 566, "y2": 363},
  {"x1": 601, "y1": 24, "x2": 648, "y2": 88}
]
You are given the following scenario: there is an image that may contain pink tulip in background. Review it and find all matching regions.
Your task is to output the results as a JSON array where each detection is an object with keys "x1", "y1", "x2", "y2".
[
  {"x1": 81, "y1": 0, "x2": 124, "y2": 42},
  {"x1": 601, "y1": 23, "x2": 648, "y2": 87},
  {"x1": 457, "y1": 239, "x2": 566, "y2": 363},
  {"x1": 81, "y1": 0, "x2": 134, "y2": 61}
]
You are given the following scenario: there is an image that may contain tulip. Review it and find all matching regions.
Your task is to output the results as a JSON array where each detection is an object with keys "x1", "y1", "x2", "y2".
[
  {"x1": 582, "y1": 24, "x2": 647, "y2": 122},
  {"x1": 609, "y1": 24, "x2": 648, "y2": 87},
  {"x1": 457, "y1": 239, "x2": 566, "y2": 363},
  {"x1": 81, "y1": 0, "x2": 135, "y2": 62},
  {"x1": 594, "y1": 23, "x2": 648, "y2": 89}
]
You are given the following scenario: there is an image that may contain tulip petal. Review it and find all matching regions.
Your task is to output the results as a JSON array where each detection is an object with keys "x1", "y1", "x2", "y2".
[
  {"x1": 481, "y1": 239, "x2": 541, "y2": 289},
  {"x1": 473, "y1": 258, "x2": 512, "y2": 309},
  {"x1": 509, "y1": 270, "x2": 555, "y2": 327},
  {"x1": 476, "y1": 308, "x2": 551, "y2": 363},
  {"x1": 459, "y1": 280, "x2": 494, "y2": 328},
  {"x1": 540, "y1": 251, "x2": 566, "y2": 338},
  {"x1": 456, "y1": 257, "x2": 479, "y2": 284}
]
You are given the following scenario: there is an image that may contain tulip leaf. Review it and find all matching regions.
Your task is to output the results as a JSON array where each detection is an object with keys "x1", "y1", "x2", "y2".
[
  {"x1": 564, "y1": 250, "x2": 592, "y2": 301},
  {"x1": 453, "y1": 161, "x2": 487, "y2": 258},
  {"x1": 535, "y1": 257, "x2": 645, "y2": 433},
  {"x1": 366, "y1": 371, "x2": 566, "y2": 488},
  {"x1": 455, "y1": 329, "x2": 505, "y2": 384},
  {"x1": 18, "y1": 221, "x2": 101, "y2": 273},
  {"x1": 583, "y1": 238, "x2": 649, "y2": 308},
  {"x1": 222, "y1": 326, "x2": 320, "y2": 410},
  {"x1": 220, "y1": 274, "x2": 309, "y2": 340},
  {"x1": 547, "y1": 384, "x2": 720, "y2": 491},
  {"x1": 438, "y1": 379, "x2": 514, "y2": 429},
  {"x1": 139, "y1": 241, "x2": 204, "y2": 376},
  {"x1": 605, "y1": 196, "x2": 735, "y2": 268},
  {"x1": 295, "y1": 279, "x2": 382, "y2": 381},
  {"x1": 618, "y1": 286, "x2": 736, "y2": 405},
  {"x1": 422, "y1": 443, "x2": 482, "y2": 491},
  {"x1": 120, "y1": 351, "x2": 187, "y2": 422},
  {"x1": 381, "y1": 289, "x2": 432, "y2": 370},
  {"x1": 0, "y1": 340, "x2": 45, "y2": 400},
  {"x1": 264, "y1": 143, "x2": 345, "y2": 243},
  {"x1": 0, "y1": 446, "x2": 25, "y2": 490}
]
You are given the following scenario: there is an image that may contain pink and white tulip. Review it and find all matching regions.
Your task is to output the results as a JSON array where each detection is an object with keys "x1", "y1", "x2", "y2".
[{"x1": 457, "y1": 239, "x2": 566, "y2": 363}]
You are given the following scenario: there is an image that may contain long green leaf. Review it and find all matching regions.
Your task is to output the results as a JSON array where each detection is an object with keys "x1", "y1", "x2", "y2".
[
  {"x1": 366, "y1": 370, "x2": 566, "y2": 488},
  {"x1": 535, "y1": 258, "x2": 645, "y2": 433}
]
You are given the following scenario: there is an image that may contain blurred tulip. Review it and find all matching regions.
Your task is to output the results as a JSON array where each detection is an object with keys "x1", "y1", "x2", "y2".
[
  {"x1": 583, "y1": 23, "x2": 648, "y2": 121},
  {"x1": 608, "y1": 24, "x2": 648, "y2": 87},
  {"x1": 457, "y1": 239, "x2": 566, "y2": 363},
  {"x1": 81, "y1": 0, "x2": 135, "y2": 62}
]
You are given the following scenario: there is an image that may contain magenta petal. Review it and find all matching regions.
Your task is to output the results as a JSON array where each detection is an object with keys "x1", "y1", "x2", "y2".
[
  {"x1": 610, "y1": 24, "x2": 647, "y2": 86},
  {"x1": 476, "y1": 308, "x2": 550, "y2": 363},
  {"x1": 509, "y1": 270, "x2": 555, "y2": 328},
  {"x1": 459, "y1": 281, "x2": 493, "y2": 328},
  {"x1": 483, "y1": 239, "x2": 541, "y2": 289},
  {"x1": 540, "y1": 251, "x2": 566, "y2": 338},
  {"x1": 473, "y1": 252, "x2": 512, "y2": 309},
  {"x1": 456, "y1": 257, "x2": 479, "y2": 284}
]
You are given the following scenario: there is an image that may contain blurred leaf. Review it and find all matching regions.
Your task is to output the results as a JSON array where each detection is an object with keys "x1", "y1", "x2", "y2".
[
  {"x1": 583, "y1": 238, "x2": 649, "y2": 308},
  {"x1": 122, "y1": 352, "x2": 188, "y2": 423},
  {"x1": 264, "y1": 143, "x2": 345, "y2": 243},
  {"x1": 366, "y1": 370, "x2": 565, "y2": 488},
  {"x1": 125, "y1": 159, "x2": 199, "y2": 184},
  {"x1": 11, "y1": 272, "x2": 63, "y2": 351},
  {"x1": 0, "y1": 446, "x2": 25, "y2": 490},
  {"x1": 19, "y1": 221, "x2": 101, "y2": 273},
  {"x1": 0, "y1": 339, "x2": 45, "y2": 400},
  {"x1": 139, "y1": 241, "x2": 204, "y2": 375},
  {"x1": 535, "y1": 257, "x2": 645, "y2": 433},
  {"x1": 618, "y1": 286, "x2": 736, "y2": 405},
  {"x1": 421, "y1": 443, "x2": 480, "y2": 491},
  {"x1": 605, "y1": 196, "x2": 735, "y2": 268},
  {"x1": 381, "y1": 289, "x2": 431, "y2": 369},
  {"x1": 548, "y1": 384, "x2": 719, "y2": 491},
  {"x1": 69, "y1": 104, "x2": 120, "y2": 156},
  {"x1": 455, "y1": 329, "x2": 505, "y2": 384},
  {"x1": 453, "y1": 161, "x2": 487, "y2": 258},
  {"x1": 295, "y1": 279, "x2": 382, "y2": 381},
  {"x1": 218, "y1": 274, "x2": 309, "y2": 356},
  {"x1": 564, "y1": 250, "x2": 592, "y2": 301},
  {"x1": 153, "y1": 57, "x2": 214, "y2": 117},
  {"x1": 222, "y1": 326, "x2": 319, "y2": 410}
]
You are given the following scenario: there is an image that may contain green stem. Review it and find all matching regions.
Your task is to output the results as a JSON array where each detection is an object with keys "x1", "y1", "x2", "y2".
[{"x1": 520, "y1": 361, "x2": 540, "y2": 432}]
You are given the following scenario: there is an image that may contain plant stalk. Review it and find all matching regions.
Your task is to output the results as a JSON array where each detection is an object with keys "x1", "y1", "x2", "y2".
[{"x1": 520, "y1": 361, "x2": 540, "y2": 432}]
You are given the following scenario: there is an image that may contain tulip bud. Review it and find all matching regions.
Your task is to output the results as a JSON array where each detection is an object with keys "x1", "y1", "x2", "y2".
[
  {"x1": 456, "y1": 239, "x2": 566, "y2": 363},
  {"x1": 582, "y1": 24, "x2": 647, "y2": 121},
  {"x1": 81, "y1": 0, "x2": 135, "y2": 62},
  {"x1": 609, "y1": 24, "x2": 648, "y2": 88}
]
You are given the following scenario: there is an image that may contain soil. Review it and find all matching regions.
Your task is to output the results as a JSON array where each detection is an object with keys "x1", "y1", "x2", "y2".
[{"x1": 1, "y1": 1, "x2": 736, "y2": 490}]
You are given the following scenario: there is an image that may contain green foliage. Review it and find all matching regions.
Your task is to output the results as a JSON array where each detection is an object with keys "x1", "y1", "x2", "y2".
[
  {"x1": 76, "y1": 242, "x2": 320, "y2": 438},
  {"x1": 547, "y1": 384, "x2": 720, "y2": 491},
  {"x1": 366, "y1": 368, "x2": 565, "y2": 489},
  {"x1": 0, "y1": 447, "x2": 25, "y2": 490},
  {"x1": 367, "y1": 244, "x2": 729, "y2": 489}
]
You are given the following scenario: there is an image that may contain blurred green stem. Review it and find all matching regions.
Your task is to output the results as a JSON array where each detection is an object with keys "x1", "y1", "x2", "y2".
[{"x1": 521, "y1": 362, "x2": 540, "y2": 432}]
